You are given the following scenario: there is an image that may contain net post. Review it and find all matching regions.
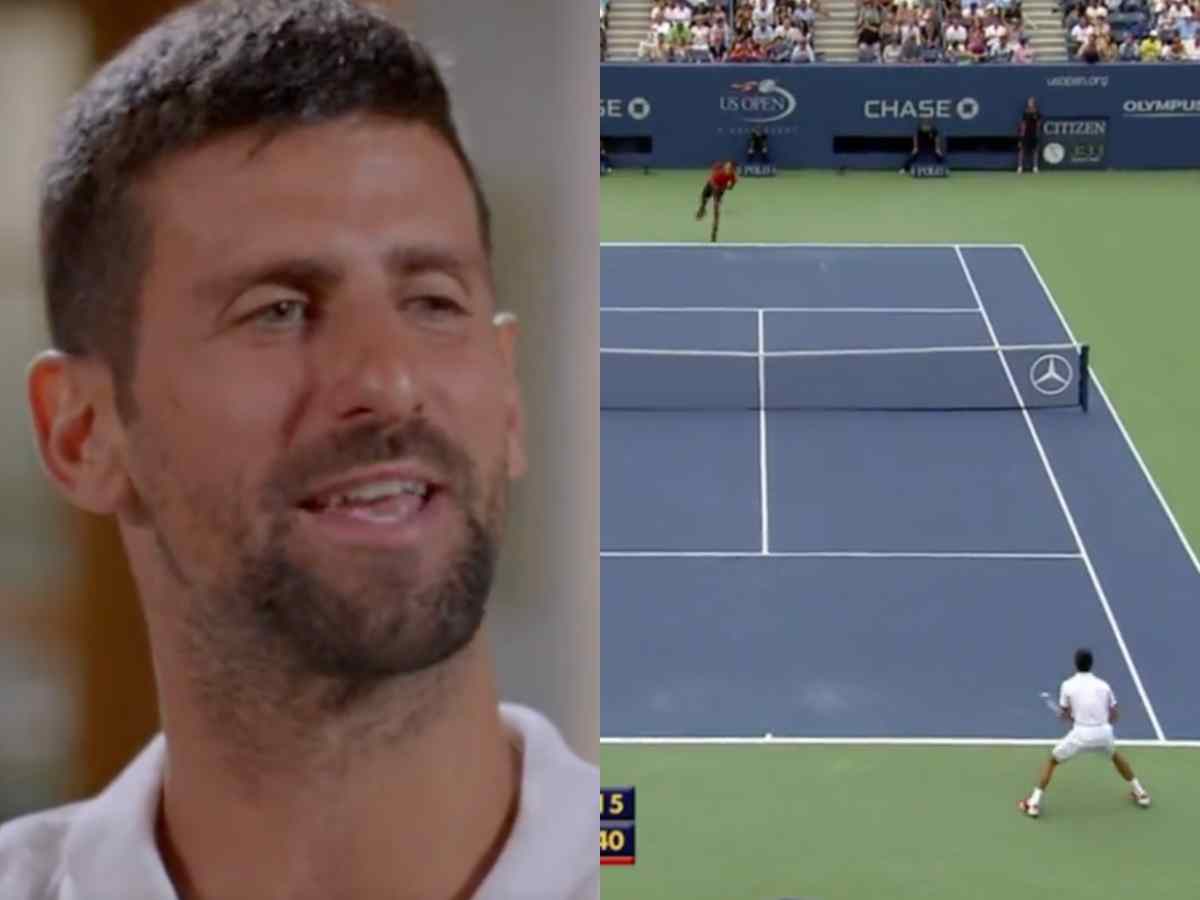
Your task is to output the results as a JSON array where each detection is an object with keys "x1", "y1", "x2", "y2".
[{"x1": 1078, "y1": 344, "x2": 1090, "y2": 413}]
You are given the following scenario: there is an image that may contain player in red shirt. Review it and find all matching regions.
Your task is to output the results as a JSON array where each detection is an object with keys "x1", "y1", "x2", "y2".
[{"x1": 695, "y1": 161, "x2": 737, "y2": 242}]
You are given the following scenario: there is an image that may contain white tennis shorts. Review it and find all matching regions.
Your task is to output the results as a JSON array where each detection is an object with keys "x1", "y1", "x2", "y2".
[{"x1": 1053, "y1": 723, "x2": 1116, "y2": 762}]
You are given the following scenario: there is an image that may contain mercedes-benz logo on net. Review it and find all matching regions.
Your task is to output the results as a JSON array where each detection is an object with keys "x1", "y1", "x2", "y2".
[{"x1": 1029, "y1": 353, "x2": 1074, "y2": 396}]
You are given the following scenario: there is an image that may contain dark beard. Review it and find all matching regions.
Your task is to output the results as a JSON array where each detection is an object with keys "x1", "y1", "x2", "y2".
[
  {"x1": 240, "y1": 506, "x2": 499, "y2": 695},
  {"x1": 177, "y1": 418, "x2": 507, "y2": 732}
]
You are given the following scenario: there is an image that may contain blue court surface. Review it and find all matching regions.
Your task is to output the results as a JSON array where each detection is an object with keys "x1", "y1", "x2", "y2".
[{"x1": 600, "y1": 243, "x2": 1200, "y2": 744}]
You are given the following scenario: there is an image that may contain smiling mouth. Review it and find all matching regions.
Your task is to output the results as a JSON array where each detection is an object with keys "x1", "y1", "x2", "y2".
[{"x1": 298, "y1": 477, "x2": 441, "y2": 527}]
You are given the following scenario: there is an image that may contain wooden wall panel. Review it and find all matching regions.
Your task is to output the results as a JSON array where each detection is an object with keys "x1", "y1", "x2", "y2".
[{"x1": 68, "y1": 0, "x2": 190, "y2": 798}]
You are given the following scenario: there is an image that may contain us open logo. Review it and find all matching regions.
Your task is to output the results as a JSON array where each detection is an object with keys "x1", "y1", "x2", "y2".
[{"x1": 721, "y1": 79, "x2": 798, "y2": 124}]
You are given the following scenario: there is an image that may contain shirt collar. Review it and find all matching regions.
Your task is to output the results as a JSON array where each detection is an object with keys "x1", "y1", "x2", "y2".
[
  {"x1": 61, "y1": 733, "x2": 176, "y2": 899},
  {"x1": 55, "y1": 705, "x2": 596, "y2": 900}
]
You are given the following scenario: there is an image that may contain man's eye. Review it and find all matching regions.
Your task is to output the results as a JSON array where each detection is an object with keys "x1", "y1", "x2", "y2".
[
  {"x1": 408, "y1": 296, "x2": 467, "y2": 317},
  {"x1": 253, "y1": 300, "x2": 308, "y2": 326}
]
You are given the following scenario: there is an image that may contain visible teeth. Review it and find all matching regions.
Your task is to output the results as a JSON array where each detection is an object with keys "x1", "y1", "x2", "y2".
[{"x1": 323, "y1": 480, "x2": 428, "y2": 508}]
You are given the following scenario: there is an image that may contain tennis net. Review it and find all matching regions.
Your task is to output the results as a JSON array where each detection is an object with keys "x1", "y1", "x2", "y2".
[{"x1": 600, "y1": 342, "x2": 1090, "y2": 411}]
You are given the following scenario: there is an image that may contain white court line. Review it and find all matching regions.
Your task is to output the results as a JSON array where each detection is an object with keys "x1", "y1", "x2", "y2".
[
  {"x1": 601, "y1": 347, "x2": 757, "y2": 358},
  {"x1": 601, "y1": 343, "x2": 1079, "y2": 359},
  {"x1": 601, "y1": 306, "x2": 982, "y2": 314},
  {"x1": 758, "y1": 309, "x2": 769, "y2": 555},
  {"x1": 766, "y1": 342, "x2": 1076, "y2": 358},
  {"x1": 955, "y1": 245, "x2": 1166, "y2": 742},
  {"x1": 1018, "y1": 244, "x2": 1200, "y2": 581},
  {"x1": 601, "y1": 551, "x2": 1083, "y2": 560},
  {"x1": 601, "y1": 241, "x2": 1024, "y2": 249},
  {"x1": 601, "y1": 736, "x2": 1200, "y2": 748}
]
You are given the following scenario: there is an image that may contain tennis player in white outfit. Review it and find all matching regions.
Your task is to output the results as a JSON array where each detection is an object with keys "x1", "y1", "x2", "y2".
[{"x1": 1019, "y1": 648, "x2": 1151, "y2": 818}]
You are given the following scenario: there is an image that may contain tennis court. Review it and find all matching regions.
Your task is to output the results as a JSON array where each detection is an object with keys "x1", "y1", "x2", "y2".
[
  {"x1": 599, "y1": 173, "x2": 1200, "y2": 900},
  {"x1": 602, "y1": 242, "x2": 1200, "y2": 745}
]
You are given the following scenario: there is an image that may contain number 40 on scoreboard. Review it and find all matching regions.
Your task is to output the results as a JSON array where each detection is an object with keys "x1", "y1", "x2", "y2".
[{"x1": 601, "y1": 786, "x2": 636, "y2": 866}]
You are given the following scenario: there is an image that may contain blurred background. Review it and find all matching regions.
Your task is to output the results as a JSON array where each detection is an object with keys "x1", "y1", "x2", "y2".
[{"x1": 0, "y1": 0, "x2": 598, "y2": 822}]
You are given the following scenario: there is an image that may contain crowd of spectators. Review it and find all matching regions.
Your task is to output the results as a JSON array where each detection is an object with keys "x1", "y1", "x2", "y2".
[
  {"x1": 622, "y1": 0, "x2": 1200, "y2": 63},
  {"x1": 856, "y1": 0, "x2": 1036, "y2": 63},
  {"x1": 630, "y1": 0, "x2": 1038, "y2": 64},
  {"x1": 1063, "y1": 0, "x2": 1200, "y2": 61},
  {"x1": 636, "y1": 0, "x2": 830, "y2": 62},
  {"x1": 602, "y1": 1, "x2": 610, "y2": 60}
]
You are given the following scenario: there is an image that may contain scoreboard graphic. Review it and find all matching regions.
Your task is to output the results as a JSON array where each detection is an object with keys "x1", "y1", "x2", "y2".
[{"x1": 601, "y1": 786, "x2": 636, "y2": 866}]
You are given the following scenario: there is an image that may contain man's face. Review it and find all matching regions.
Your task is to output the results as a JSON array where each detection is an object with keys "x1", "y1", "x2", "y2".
[{"x1": 118, "y1": 115, "x2": 524, "y2": 681}]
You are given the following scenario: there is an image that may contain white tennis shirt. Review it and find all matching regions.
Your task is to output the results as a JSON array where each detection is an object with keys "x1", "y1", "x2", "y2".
[
  {"x1": 1059, "y1": 672, "x2": 1116, "y2": 728},
  {"x1": 0, "y1": 703, "x2": 598, "y2": 900}
]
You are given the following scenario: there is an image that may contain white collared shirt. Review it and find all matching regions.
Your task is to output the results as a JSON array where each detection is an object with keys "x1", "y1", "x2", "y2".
[
  {"x1": 1059, "y1": 672, "x2": 1116, "y2": 728},
  {"x1": 0, "y1": 704, "x2": 598, "y2": 900}
]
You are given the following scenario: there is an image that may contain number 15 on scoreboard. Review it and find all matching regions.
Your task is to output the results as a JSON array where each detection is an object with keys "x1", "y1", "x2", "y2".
[{"x1": 601, "y1": 786, "x2": 636, "y2": 866}]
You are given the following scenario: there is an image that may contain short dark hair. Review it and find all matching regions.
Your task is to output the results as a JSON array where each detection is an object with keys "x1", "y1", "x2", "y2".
[
  {"x1": 39, "y1": 0, "x2": 490, "y2": 419},
  {"x1": 1075, "y1": 648, "x2": 1094, "y2": 672}
]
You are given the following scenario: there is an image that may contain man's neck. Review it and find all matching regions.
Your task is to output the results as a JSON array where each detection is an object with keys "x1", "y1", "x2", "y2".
[{"x1": 153, "y1": 635, "x2": 521, "y2": 900}]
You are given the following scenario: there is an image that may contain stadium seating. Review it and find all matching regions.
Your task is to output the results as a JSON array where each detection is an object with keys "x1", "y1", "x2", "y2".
[
  {"x1": 628, "y1": 0, "x2": 828, "y2": 63},
  {"x1": 1060, "y1": 0, "x2": 1200, "y2": 61},
  {"x1": 611, "y1": 0, "x2": 1198, "y2": 61}
]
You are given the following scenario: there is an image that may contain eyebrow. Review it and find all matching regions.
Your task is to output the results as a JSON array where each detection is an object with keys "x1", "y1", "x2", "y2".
[
  {"x1": 195, "y1": 243, "x2": 482, "y2": 308},
  {"x1": 196, "y1": 257, "x2": 343, "y2": 307},
  {"x1": 384, "y1": 244, "x2": 480, "y2": 284}
]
